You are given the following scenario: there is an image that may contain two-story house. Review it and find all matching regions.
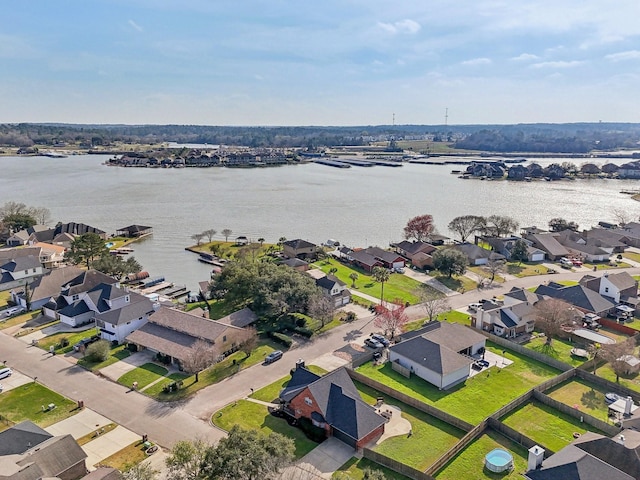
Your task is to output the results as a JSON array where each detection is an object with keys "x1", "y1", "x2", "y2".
[
  {"x1": 0, "y1": 248, "x2": 45, "y2": 291},
  {"x1": 283, "y1": 239, "x2": 319, "y2": 260},
  {"x1": 580, "y1": 272, "x2": 639, "y2": 314},
  {"x1": 315, "y1": 274, "x2": 351, "y2": 307}
]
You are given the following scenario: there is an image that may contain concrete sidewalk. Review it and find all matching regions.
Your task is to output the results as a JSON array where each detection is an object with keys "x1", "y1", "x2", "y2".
[
  {"x1": 83, "y1": 425, "x2": 142, "y2": 469},
  {"x1": 45, "y1": 408, "x2": 112, "y2": 439}
]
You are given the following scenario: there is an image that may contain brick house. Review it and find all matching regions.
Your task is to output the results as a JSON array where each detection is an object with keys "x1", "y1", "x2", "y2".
[
  {"x1": 283, "y1": 239, "x2": 319, "y2": 260},
  {"x1": 279, "y1": 365, "x2": 386, "y2": 449}
]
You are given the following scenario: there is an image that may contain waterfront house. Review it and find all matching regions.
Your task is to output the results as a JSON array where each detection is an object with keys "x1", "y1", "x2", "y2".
[
  {"x1": 215, "y1": 307, "x2": 258, "y2": 328},
  {"x1": 555, "y1": 230, "x2": 613, "y2": 262},
  {"x1": 389, "y1": 322, "x2": 486, "y2": 390},
  {"x1": 116, "y1": 225, "x2": 153, "y2": 238},
  {"x1": 618, "y1": 161, "x2": 640, "y2": 179},
  {"x1": 315, "y1": 274, "x2": 351, "y2": 307},
  {"x1": 279, "y1": 364, "x2": 386, "y2": 449},
  {"x1": 32, "y1": 242, "x2": 65, "y2": 268},
  {"x1": 451, "y1": 243, "x2": 503, "y2": 266},
  {"x1": 283, "y1": 239, "x2": 319, "y2": 260},
  {"x1": 390, "y1": 240, "x2": 436, "y2": 268},
  {"x1": 526, "y1": 233, "x2": 570, "y2": 261},
  {"x1": 483, "y1": 236, "x2": 545, "y2": 262},
  {"x1": 11, "y1": 265, "x2": 84, "y2": 311},
  {"x1": 125, "y1": 306, "x2": 249, "y2": 366},
  {"x1": 279, "y1": 257, "x2": 310, "y2": 271},
  {"x1": 94, "y1": 287, "x2": 156, "y2": 344},
  {"x1": 362, "y1": 247, "x2": 405, "y2": 270}
]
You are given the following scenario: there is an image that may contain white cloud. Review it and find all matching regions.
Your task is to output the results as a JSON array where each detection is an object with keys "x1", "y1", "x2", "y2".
[
  {"x1": 128, "y1": 19, "x2": 143, "y2": 32},
  {"x1": 511, "y1": 53, "x2": 539, "y2": 61},
  {"x1": 461, "y1": 57, "x2": 492, "y2": 66},
  {"x1": 605, "y1": 50, "x2": 640, "y2": 62},
  {"x1": 377, "y1": 19, "x2": 421, "y2": 35},
  {"x1": 531, "y1": 60, "x2": 584, "y2": 69}
]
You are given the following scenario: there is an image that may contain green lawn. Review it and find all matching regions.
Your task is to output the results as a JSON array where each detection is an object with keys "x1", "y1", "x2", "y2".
[
  {"x1": 250, "y1": 364, "x2": 328, "y2": 403},
  {"x1": 623, "y1": 252, "x2": 640, "y2": 263},
  {"x1": 118, "y1": 363, "x2": 168, "y2": 390},
  {"x1": 596, "y1": 363, "x2": 640, "y2": 394},
  {"x1": 142, "y1": 372, "x2": 189, "y2": 397},
  {"x1": 356, "y1": 343, "x2": 560, "y2": 425},
  {"x1": 501, "y1": 401, "x2": 605, "y2": 452},
  {"x1": 77, "y1": 344, "x2": 131, "y2": 371},
  {"x1": 546, "y1": 379, "x2": 611, "y2": 421},
  {"x1": 0, "y1": 291, "x2": 10, "y2": 309},
  {"x1": 468, "y1": 266, "x2": 505, "y2": 284},
  {"x1": 38, "y1": 328, "x2": 99, "y2": 354},
  {"x1": 212, "y1": 400, "x2": 317, "y2": 458},
  {"x1": 506, "y1": 263, "x2": 552, "y2": 277},
  {"x1": 0, "y1": 382, "x2": 78, "y2": 428},
  {"x1": 524, "y1": 335, "x2": 588, "y2": 367},
  {"x1": 311, "y1": 259, "x2": 425, "y2": 304},
  {"x1": 0, "y1": 310, "x2": 42, "y2": 330},
  {"x1": 97, "y1": 440, "x2": 148, "y2": 471},
  {"x1": 434, "y1": 430, "x2": 528, "y2": 480},
  {"x1": 405, "y1": 311, "x2": 471, "y2": 332},
  {"x1": 333, "y1": 457, "x2": 412, "y2": 480},
  {"x1": 432, "y1": 274, "x2": 477, "y2": 293},
  {"x1": 356, "y1": 382, "x2": 464, "y2": 471}
]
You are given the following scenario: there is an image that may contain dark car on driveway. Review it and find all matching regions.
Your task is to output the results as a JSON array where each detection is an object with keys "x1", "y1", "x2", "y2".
[
  {"x1": 371, "y1": 333, "x2": 390, "y2": 347},
  {"x1": 364, "y1": 338, "x2": 384, "y2": 349},
  {"x1": 73, "y1": 335, "x2": 100, "y2": 352}
]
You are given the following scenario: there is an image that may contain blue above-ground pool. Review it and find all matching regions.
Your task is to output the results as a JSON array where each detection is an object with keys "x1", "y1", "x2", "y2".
[
  {"x1": 105, "y1": 242, "x2": 115, "y2": 248},
  {"x1": 485, "y1": 448, "x2": 514, "y2": 473}
]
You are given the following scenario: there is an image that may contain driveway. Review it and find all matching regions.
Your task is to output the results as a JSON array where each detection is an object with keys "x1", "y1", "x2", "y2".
[
  {"x1": 281, "y1": 437, "x2": 354, "y2": 479},
  {"x1": 45, "y1": 408, "x2": 113, "y2": 439},
  {"x1": 83, "y1": 425, "x2": 142, "y2": 469},
  {"x1": 99, "y1": 350, "x2": 161, "y2": 383},
  {"x1": 0, "y1": 368, "x2": 32, "y2": 392}
]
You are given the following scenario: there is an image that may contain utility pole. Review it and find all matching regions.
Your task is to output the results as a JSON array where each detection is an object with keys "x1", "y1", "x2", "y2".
[{"x1": 444, "y1": 108, "x2": 448, "y2": 127}]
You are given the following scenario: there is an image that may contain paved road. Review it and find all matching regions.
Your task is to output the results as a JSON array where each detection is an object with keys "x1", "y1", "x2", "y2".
[{"x1": 3, "y1": 263, "x2": 638, "y2": 449}]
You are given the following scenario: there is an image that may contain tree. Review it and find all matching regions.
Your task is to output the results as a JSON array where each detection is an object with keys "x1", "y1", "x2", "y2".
[
  {"x1": 588, "y1": 342, "x2": 602, "y2": 374},
  {"x1": 448, "y1": 215, "x2": 485, "y2": 243},
  {"x1": 372, "y1": 266, "x2": 390, "y2": 305},
  {"x1": 209, "y1": 243, "x2": 222, "y2": 256},
  {"x1": 181, "y1": 340, "x2": 217, "y2": 382},
  {"x1": 166, "y1": 438, "x2": 211, "y2": 480},
  {"x1": 403, "y1": 214, "x2": 434, "y2": 242},
  {"x1": 548, "y1": 217, "x2": 579, "y2": 232},
  {"x1": 510, "y1": 239, "x2": 529, "y2": 265},
  {"x1": 202, "y1": 229, "x2": 217, "y2": 243},
  {"x1": 533, "y1": 298, "x2": 573, "y2": 346},
  {"x1": 222, "y1": 229, "x2": 233, "y2": 242},
  {"x1": 238, "y1": 328, "x2": 258, "y2": 358},
  {"x1": 349, "y1": 272, "x2": 359, "y2": 288},
  {"x1": 580, "y1": 163, "x2": 601, "y2": 175},
  {"x1": 92, "y1": 255, "x2": 142, "y2": 279},
  {"x1": 485, "y1": 215, "x2": 519, "y2": 237},
  {"x1": 65, "y1": 233, "x2": 109, "y2": 268},
  {"x1": 201, "y1": 425, "x2": 295, "y2": 480},
  {"x1": 483, "y1": 256, "x2": 505, "y2": 285},
  {"x1": 3, "y1": 212, "x2": 37, "y2": 231},
  {"x1": 432, "y1": 248, "x2": 468, "y2": 278},
  {"x1": 329, "y1": 267, "x2": 338, "y2": 276},
  {"x1": 363, "y1": 468, "x2": 387, "y2": 480},
  {"x1": 278, "y1": 237, "x2": 287, "y2": 250},
  {"x1": 30, "y1": 206, "x2": 51, "y2": 225},
  {"x1": 612, "y1": 208, "x2": 631, "y2": 226},
  {"x1": 85, "y1": 340, "x2": 110, "y2": 362},
  {"x1": 191, "y1": 233, "x2": 205, "y2": 246},
  {"x1": 258, "y1": 237, "x2": 265, "y2": 246},
  {"x1": 419, "y1": 289, "x2": 449, "y2": 322},
  {"x1": 374, "y1": 299, "x2": 408, "y2": 340},
  {"x1": 124, "y1": 462, "x2": 158, "y2": 480},
  {"x1": 601, "y1": 339, "x2": 636, "y2": 382},
  {"x1": 308, "y1": 296, "x2": 334, "y2": 329}
]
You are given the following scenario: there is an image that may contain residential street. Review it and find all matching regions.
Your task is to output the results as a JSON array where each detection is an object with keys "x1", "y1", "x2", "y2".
[{"x1": 2, "y1": 264, "x2": 639, "y2": 450}]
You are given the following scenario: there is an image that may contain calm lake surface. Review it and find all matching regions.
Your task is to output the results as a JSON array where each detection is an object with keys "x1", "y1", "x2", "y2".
[{"x1": 1, "y1": 154, "x2": 638, "y2": 291}]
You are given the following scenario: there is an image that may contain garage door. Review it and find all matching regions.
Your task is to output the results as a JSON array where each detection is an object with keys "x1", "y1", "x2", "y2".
[{"x1": 331, "y1": 428, "x2": 356, "y2": 448}]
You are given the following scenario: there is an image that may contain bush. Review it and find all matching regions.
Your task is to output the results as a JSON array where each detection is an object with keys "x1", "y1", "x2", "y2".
[
  {"x1": 268, "y1": 331, "x2": 293, "y2": 347},
  {"x1": 298, "y1": 417, "x2": 326, "y2": 443},
  {"x1": 85, "y1": 340, "x2": 110, "y2": 362},
  {"x1": 295, "y1": 316, "x2": 307, "y2": 327},
  {"x1": 292, "y1": 326, "x2": 313, "y2": 338},
  {"x1": 59, "y1": 337, "x2": 69, "y2": 348}
]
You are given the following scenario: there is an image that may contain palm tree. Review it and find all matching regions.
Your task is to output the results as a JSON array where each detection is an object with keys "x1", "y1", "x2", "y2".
[
  {"x1": 329, "y1": 267, "x2": 338, "y2": 276},
  {"x1": 349, "y1": 272, "x2": 358, "y2": 288},
  {"x1": 278, "y1": 237, "x2": 287, "y2": 250},
  {"x1": 372, "y1": 266, "x2": 390, "y2": 305}
]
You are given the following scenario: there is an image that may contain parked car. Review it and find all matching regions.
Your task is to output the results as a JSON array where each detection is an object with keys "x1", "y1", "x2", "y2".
[
  {"x1": 371, "y1": 333, "x2": 390, "y2": 347},
  {"x1": 364, "y1": 338, "x2": 384, "y2": 349},
  {"x1": 571, "y1": 259, "x2": 583, "y2": 267},
  {"x1": 471, "y1": 361, "x2": 483, "y2": 371},
  {"x1": 3, "y1": 306, "x2": 25, "y2": 318},
  {"x1": 477, "y1": 359, "x2": 490, "y2": 368},
  {"x1": 468, "y1": 303, "x2": 482, "y2": 312},
  {"x1": 0, "y1": 367, "x2": 12, "y2": 380},
  {"x1": 605, "y1": 392, "x2": 623, "y2": 405},
  {"x1": 73, "y1": 336, "x2": 100, "y2": 352},
  {"x1": 394, "y1": 266, "x2": 405, "y2": 274},
  {"x1": 264, "y1": 350, "x2": 283, "y2": 364}
]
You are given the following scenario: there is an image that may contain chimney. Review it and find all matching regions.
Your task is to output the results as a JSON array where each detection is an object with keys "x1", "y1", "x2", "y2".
[
  {"x1": 625, "y1": 396, "x2": 633, "y2": 416},
  {"x1": 618, "y1": 434, "x2": 626, "y2": 446},
  {"x1": 527, "y1": 445, "x2": 544, "y2": 471},
  {"x1": 296, "y1": 358, "x2": 305, "y2": 370}
]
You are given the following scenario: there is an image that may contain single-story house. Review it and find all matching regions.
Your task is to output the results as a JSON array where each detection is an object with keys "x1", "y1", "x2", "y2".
[
  {"x1": 535, "y1": 282, "x2": 615, "y2": 316},
  {"x1": 215, "y1": 307, "x2": 258, "y2": 328},
  {"x1": 526, "y1": 233, "x2": 570, "y2": 261},
  {"x1": 348, "y1": 249, "x2": 383, "y2": 272},
  {"x1": 279, "y1": 364, "x2": 386, "y2": 449},
  {"x1": 555, "y1": 231, "x2": 612, "y2": 262},
  {"x1": 116, "y1": 225, "x2": 153, "y2": 238},
  {"x1": 389, "y1": 322, "x2": 486, "y2": 390},
  {"x1": 316, "y1": 274, "x2": 351, "y2": 307},
  {"x1": 125, "y1": 306, "x2": 249, "y2": 366},
  {"x1": 363, "y1": 247, "x2": 405, "y2": 270},
  {"x1": 451, "y1": 243, "x2": 503, "y2": 266},
  {"x1": 390, "y1": 240, "x2": 436, "y2": 261},
  {"x1": 279, "y1": 257, "x2": 310, "y2": 271},
  {"x1": 283, "y1": 239, "x2": 318, "y2": 260},
  {"x1": 483, "y1": 236, "x2": 545, "y2": 262}
]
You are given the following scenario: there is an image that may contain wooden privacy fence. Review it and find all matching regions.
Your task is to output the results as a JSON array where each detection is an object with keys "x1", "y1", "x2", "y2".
[
  {"x1": 425, "y1": 420, "x2": 488, "y2": 476},
  {"x1": 362, "y1": 448, "x2": 435, "y2": 480}
]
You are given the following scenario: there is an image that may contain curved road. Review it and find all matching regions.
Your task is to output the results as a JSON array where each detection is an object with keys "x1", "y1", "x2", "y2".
[{"x1": 1, "y1": 265, "x2": 637, "y2": 448}]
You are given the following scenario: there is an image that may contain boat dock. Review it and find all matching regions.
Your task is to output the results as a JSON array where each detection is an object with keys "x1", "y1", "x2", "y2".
[{"x1": 314, "y1": 159, "x2": 351, "y2": 168}]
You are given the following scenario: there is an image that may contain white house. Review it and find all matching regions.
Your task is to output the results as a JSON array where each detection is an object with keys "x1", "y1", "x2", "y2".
[
  {"x1": 94, "y1": 289, "x2": 157, "y2": 344},
  {"x1": 388, "y1": 322, "x2": 486, "y2": 390},
  {"x1": 315, "y1": 274, "x2": 351, "y2": 307}
]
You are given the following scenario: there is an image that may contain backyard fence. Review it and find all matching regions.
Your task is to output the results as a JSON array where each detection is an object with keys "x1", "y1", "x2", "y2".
[
  {"x1": 532, "y1": 389, "x2": 621, "y2": 436},
  {"x1": 534, "y1": 368, "x2": 576, "y2": 393},
  {"x1": 490, "y1": 389, "x2": 533, "y2": 420},
  {"x1": 347, "y1": 368, "x2": 474, "y2": 432},
  {"x1": 599, "y1": 318, "x2": 639, "y2": 337},
  {"x1": 424, "y1": 420, "x2": 488, "y2": 476},
  {"x1": 391, "y1": 360, "x2": 411, "y2": 378},
  {"x1": 574, "y1": 368, "x2": 640, "y2": 404},
  {"x1": 362, "y1": 448, "x2": 435, "y2": 480},
  {"x1": 349, "y1": 351, "x2": 375, "y2": 369},
  {"x1": 486, "y1": 417, "x2": 555, "y2": 457}
]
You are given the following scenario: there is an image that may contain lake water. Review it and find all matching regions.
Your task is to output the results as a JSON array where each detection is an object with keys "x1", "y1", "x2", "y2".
[{"x1": 1, "y1": 154, "x2": 638, "y2": 291}]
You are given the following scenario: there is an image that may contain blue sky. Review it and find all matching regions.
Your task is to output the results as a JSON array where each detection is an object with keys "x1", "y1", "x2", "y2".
[{"x1": 2, "y1": 0, "x2": 640, "y2": 125}]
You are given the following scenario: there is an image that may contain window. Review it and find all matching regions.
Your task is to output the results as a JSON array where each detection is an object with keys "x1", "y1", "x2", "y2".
[
  {"x1": 32, "y1": 268, "x2": 36, "y2": 273},
  {"x1": 223, "y1": 335, "x2": 227, "y2": 342},
  {"x1": 605, "y1": 287, "x2": 609, "y2": 293},
  {"x1": 72, "y1": 294, "x2": 79, "y2": 301},
  {"x1": 304, "y1": 397, "x2": 313, "y2": 406},
  {"x1": 125, "y1": 295, "x2": 130, "y2": 302}
]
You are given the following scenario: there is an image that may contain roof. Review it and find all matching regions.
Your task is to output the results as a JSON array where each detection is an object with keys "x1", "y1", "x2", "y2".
[
  {"x1": 81, "y1": 467, "x2": 124, "y2": 480},
  {"x1": 216, "y1": 307, "x2": 257, "y2": 328},
  {"x1": 11, "y1": 434, "x2": 87, "y2": 479},
  {"x1": 364, "y1": 246, "x2": 405, "y2": 264},
  {"x1": 32, "y1": 242, "x2": 65, "y2": 255},
  {"x1": 0, "y1": 255, "x2": 41, "y2": 273},
  {"x1": 117, "y1": 225, "x2": 152, "y2": 234},
  {"x1": 280, "y1": 258, "x2": 309, "y2": 268},
  {"x1": 0, "y1": 421, "x2": 52, "y2": 456},
  {"x1": 390, "y1": 335, "x2": 474, "y2": 375},
  {"x1": 145, "y1": 306, "x2": 233, "y2": 341},
  {"x1": 283, "y1": 239, "x2": 316, "y2": 249},
  {"x1": 535, "y1": 284, "x2": 615, "y2": 314},
  {"x1": 526, "y1": 446, "x2": 633, "y2": 480},
  {"x1": 604, "y1": 272, "x2": 638, "y2": 291},
  {"x1": 528, "y1": 233, "x2": 570, "y2": 257},
  {"x1": 391, "y1": 240, "x2": 436, "y2": 256},
  {"x1": 451, "y1": 243, "x2": 494, "y2": 261},
  {"x1": 349, "y1": 249, "x2": 381, "y2": 268},
  {"x1": 316, "y1": 274, "x2": 346, "y2": 291},
  {"x1": 62, "y1": 270, "x2": 118, "y2": 296},
  {"x1": 280, "y1": 366, "x2": 322, "y2": 402},
  {"x1": 94, "y1": 293, "x2": 154, "y2": 326},
  {"x1": 23, "y1": 266, "x2": 83, "y2": 302},
  {"x1": 504, "y1": 287, "x2": 543, "y2": 304}
]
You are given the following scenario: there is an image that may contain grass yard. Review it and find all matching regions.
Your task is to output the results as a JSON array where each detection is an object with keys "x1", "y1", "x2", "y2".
[
  {"x1": 0, "y1": 291, "x2": 10, "y2": 308},
  {"x1": 334, "y1": 457, "x2": 412, "y2": 480},
  {"x1": 501, "y1": 401, "x2": 605, "y2": 452},
  {"x1": 355, "y1": 382, "x2": 464, "y2": 470},
  {"x1": 524, "y1": 335, "x2": 588, "y2": 367},
  {"x1": 311, "y1": 259, "x2": 424, "y2": 305},
  {"x1": 584, "y1": 261, "x2": 632, "y2": 270},
  {"x1": 118, "y1": 363, "x2": 168, "y2": 390},
  {"x1": 77, "y1": 343, "x2": 131, "y2": 371},
  {"x1": 546, "y1": 379, "x2": 611, "y2": 421},
  {"x1": 37, "y1": 327, "x2": 99, "y2": 354},
  {"x1": 596, "y1": 363, "x2": 640, "y2": 394},
  {"x1": 405, "y1": 311, "x2": 471, "y2": 332},
  {"x1": 0, "y1": 382, "x2": 78, "y2": 427},
  {"x1": 623, "y1": 318, "x2": 640, "y2": 331},
  {"x1": 434, "y1": 430, "x2": 528, "y2": 480},
  {"x1": 356, "y1": 343, "x2": 560, "y2": 425},
  {"x1": 149, "y1": 342, "x2": 281, "y2": 401},
  {"x1": 212, "y1": 400, "x2": 317, "y2": 458},
  {"x1": 432, "y1": 274, "x2": 477, "y2": 293},
  {"x1": 468, "y1": 266, "x2": 505, "y2": 284},
  {"x1": 77, "y1": 423, "x2": 117, "y2": 446},
  {"x1": 96, "y1": 440, "x2": 148, "y2": 471},
  {"x1": 0, "y1": 310, "x2": 42, "y2": 330},
  {"x1": 623, "y1": 251, "x2": 640, "y2": 263},
  {"x1": 506, "y1": 263, "x2": 552, "y2": 277}
]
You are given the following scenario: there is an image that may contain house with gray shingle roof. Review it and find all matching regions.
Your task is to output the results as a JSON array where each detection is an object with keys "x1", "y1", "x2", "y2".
[
  {"x1": 535, "y1": 283, "x2": 615, "y2": 316},
  {"x1": 389, "y1": 322, "x2": 486, "y2": 390},
  {"x1": 472, "y1": 290, "x2": 538, "y2": 338},
  {"x1": 315, "y1": 274, "x2": 350, "y2": 307},
  {"x1": 526, "y1": 233, "x2": 570, "y2": 261},
  {"x1": 279, "y1": 364, "x2": 386, "y2": 449},
  {"x1": 283, "y1": 239, "x2": 318, "y2": 260},
  {"x1": 451, "y1": 243, "x2": 504, "y2": 266},
  {"x1": 580, "y1": 272, "x2": 638, "y2": 307}
]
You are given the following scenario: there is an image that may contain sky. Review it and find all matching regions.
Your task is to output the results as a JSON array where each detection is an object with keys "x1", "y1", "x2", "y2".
[{"x1": 2, "y1": 0, "x2": 640, "y2": 126}]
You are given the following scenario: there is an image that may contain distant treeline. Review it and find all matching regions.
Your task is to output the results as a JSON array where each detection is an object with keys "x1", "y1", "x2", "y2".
[{"x1": 1, "y1": 122, "x2": 640, "y2": 152}]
